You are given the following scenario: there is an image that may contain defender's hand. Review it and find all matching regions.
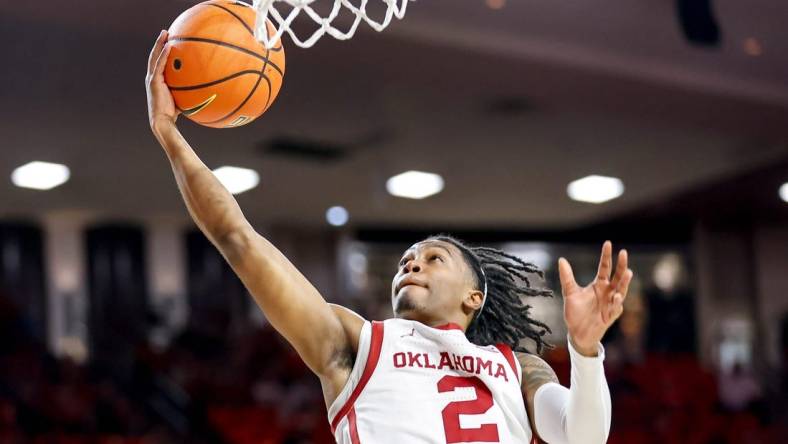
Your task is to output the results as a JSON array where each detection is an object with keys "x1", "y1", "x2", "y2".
[
  {"x1": 146, "y1": 30, "x2": 179, "y2": 129},
  {"x1": 558, "y1": 241, "x2": 633, "y2": 356}
]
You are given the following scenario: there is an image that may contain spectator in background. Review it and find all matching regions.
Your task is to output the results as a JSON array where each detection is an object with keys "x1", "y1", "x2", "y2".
[
  {"x1": 777, "y1": 313, "x2": 788, "y2": 432},
  {"x1": 718, "y1": 361, "x2": 762, "y2": 412},
  {"x1": 606, "y1": 279, "x2": 646, "y2": 367},
  {"x1": 646, "y1": 254, "x2": 696, "y2": 354},
  {"x1": 0, "y1": 397, "x2": 23, "y2": 443}
]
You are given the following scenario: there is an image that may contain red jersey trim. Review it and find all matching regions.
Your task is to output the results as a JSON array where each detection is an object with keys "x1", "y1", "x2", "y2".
[
  {"x1": 494, "y1": 343, "x2": 520, "y2": 384},
  {"x1": 330, "y1": 321, "x2": 385, "y2": 434},
  {"x1": 433, "y1": 322, "x2": 464, "y2": 331},
  {"x1": 348, "y1": 407, "x2": 361, "y2": 444}
]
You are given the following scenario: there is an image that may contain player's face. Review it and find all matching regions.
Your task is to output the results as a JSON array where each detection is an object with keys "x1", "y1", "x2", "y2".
[{"x1": 391, "y1": 240, "x2": 476, "y2": 323}]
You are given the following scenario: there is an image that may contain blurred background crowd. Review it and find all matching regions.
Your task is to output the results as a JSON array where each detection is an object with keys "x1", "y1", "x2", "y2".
[{"x1": 0, "y1": 227, "x2": 786, "y2": 443}]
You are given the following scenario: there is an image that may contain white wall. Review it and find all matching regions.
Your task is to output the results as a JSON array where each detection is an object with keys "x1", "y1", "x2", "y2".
[
  {"x1": 695, "y1": 220, "x2": 788, "y2": 373},
  {"x1": 145, "y1": 217, "x2": 189, "y2": 347},
  {"x1": 753, "y1": 224, "x2": 788, "y2": 368},
  {"x1": 42, "y1": 210, "x2": 94, "y2": 362}
]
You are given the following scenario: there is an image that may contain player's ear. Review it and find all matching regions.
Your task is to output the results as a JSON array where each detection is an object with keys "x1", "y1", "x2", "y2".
[{"x1": 462, "y1": 289, "x2": 484, "y2": 312}]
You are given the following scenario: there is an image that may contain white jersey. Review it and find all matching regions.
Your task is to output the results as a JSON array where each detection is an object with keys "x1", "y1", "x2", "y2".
[{"x1": 328, "y1": 318, "x2": 535, "y2": 444}]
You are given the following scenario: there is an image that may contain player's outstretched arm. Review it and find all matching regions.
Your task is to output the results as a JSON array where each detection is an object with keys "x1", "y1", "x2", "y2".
[{"x1": 145, "y1": 31, "x2": 361, "y2": 381}]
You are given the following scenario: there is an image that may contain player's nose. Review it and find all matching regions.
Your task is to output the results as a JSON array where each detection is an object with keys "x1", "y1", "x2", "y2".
[{"x1": 402, "y1": 259, "x2": 422, "y2": 274}]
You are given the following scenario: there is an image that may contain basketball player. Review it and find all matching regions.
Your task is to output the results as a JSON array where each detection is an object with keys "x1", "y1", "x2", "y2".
[{"x1": 146, "y1": 31, "x2": 632, "y2": 444}]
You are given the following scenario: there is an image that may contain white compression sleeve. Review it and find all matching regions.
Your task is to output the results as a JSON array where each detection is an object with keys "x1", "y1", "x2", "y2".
[{"x1": 533, "y1": 338, "x2": 611, "y2": 444}]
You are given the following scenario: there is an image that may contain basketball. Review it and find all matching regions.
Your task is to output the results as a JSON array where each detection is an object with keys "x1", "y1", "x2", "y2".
[{"x1": 164, "y1": 0, "x2": 285, "y2": 128}]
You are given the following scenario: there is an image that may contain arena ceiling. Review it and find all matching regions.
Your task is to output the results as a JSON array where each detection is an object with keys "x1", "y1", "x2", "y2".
[{"x1": 1, "y1": 0, "x2": 786, "y2": 230}]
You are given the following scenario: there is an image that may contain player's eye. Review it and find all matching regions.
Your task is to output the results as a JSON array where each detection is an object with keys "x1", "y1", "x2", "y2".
[{"x1": 430, "y1": 254, "x2": 443, "y2": 262}]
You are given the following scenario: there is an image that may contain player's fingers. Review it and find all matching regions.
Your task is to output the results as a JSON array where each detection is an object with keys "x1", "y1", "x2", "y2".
[
  {"x1": 147, "y1": 30, "x2": 167, "y2": 75},
  {"x1": 605, "y1": 293, "x2": 617, "y2": 324},
  {"x1": 609, "y1": 292, "x2": 624, "y2": 324},
  {"x1": 611, "y1": 248, "x2": 628, "y2": 288},
  {"x1": 617, "y1": 269, "x2": 633, "y2": 299},
  {"x1": 558, "y1": 258, "x2": 578, "y2": 296},
  {"x1": 154, "y1": 43, "x2": 171, "y2": 78},
  {"x1": 596, "y1": 241, "x2": 613, "y2": 281}
]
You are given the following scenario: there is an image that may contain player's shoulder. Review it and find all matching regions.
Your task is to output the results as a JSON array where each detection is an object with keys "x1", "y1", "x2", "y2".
[
  {"x1": 515, "y1": 350, "x2": 546, "y2": 366},
  {"x1": 515, "y1": 351, "x2": 558, "y2": 390},
  {"x1": 515, "y1": 351, "x2": 555, "y2": 373},
  {"x1": 326, "y1": 312, "x2": 416, "y2": 345}
]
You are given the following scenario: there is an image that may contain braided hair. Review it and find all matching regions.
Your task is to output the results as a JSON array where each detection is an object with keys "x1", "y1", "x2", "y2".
[{"x1": 426, "y1": 234, "x2": 553, "y2": 354}]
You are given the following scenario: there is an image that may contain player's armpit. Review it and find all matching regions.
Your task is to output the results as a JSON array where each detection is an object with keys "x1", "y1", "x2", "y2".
[
  {"x1": 516, "y1": 352, "x2": 559, "y2": 440},
  {"x1": 329, "y1": 304, "x2": 366, "y2": 367}
]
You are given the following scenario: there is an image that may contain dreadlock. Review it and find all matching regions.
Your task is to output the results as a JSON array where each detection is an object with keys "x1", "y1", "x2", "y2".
[{"x1": 427, "y1": 234, "x2": 553, "y2": 354}]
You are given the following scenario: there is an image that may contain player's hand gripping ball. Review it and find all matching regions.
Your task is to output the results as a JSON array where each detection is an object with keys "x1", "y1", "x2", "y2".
[{"x1": 164, "y1": 0, "x2": 285, "y2": 128}]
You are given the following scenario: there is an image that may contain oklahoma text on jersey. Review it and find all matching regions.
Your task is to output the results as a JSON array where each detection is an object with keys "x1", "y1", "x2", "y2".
[{"x1": 392, "y1": 350, "x2": 512, "y2": 382}]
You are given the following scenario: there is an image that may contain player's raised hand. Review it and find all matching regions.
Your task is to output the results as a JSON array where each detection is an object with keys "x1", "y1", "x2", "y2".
[
  {"x1": 558, "y1": 241, "x2": 633, "y2": 356},
  {"x1": 146, "y1": 30, "x2": 179, "y2": 128}
]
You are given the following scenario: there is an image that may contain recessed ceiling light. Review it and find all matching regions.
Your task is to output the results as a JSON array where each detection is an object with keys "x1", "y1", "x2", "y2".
[
  {"x1": 486, "y1": 0, "x2": 506, "y2": 10},
  {"x1": 743, "y1": 37, "x2": 763, "y2": 56},
  {"x1": 779, "y1": 182, "x2": 788, "y2": 203},
  {"x1": 386, "y1": 170, "x2": 444, "y2": 200},
  {"x1": 212, "y1": 166, "x2": 259, "y2": 195},
  {"x1": 567, "y1": 175, "x2": 624, "y2": 204},
  {"x1": 11, "y1": 161, "x2": 71, "y2": 190},
  {"x1": 326, "y1": 206, "x2": 349, "y2": 226}
]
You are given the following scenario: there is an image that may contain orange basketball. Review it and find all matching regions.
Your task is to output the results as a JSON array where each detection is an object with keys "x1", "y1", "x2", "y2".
[{"x1": 164, "y1": 0, "x2": 285, "y2": 129}]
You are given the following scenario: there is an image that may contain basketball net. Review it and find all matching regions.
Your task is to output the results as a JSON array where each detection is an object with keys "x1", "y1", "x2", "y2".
[{"x1": 252, "y1": 0, "x2": 412, "y2": 48}]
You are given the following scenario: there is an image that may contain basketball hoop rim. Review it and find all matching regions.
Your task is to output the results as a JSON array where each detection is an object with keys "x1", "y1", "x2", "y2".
[{"x1": 251, "y1": 0, "x2": 413, "y2": 49}]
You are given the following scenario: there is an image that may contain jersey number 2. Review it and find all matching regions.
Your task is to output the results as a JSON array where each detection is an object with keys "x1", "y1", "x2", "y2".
[{"x1": 437, "y1": 375, "x2": 500, "y2": 443}]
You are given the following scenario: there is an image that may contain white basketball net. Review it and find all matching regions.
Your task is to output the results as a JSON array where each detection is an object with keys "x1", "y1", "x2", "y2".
[{"x1": 252, "y1": 0, "x2": 412, "y2": 48}]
